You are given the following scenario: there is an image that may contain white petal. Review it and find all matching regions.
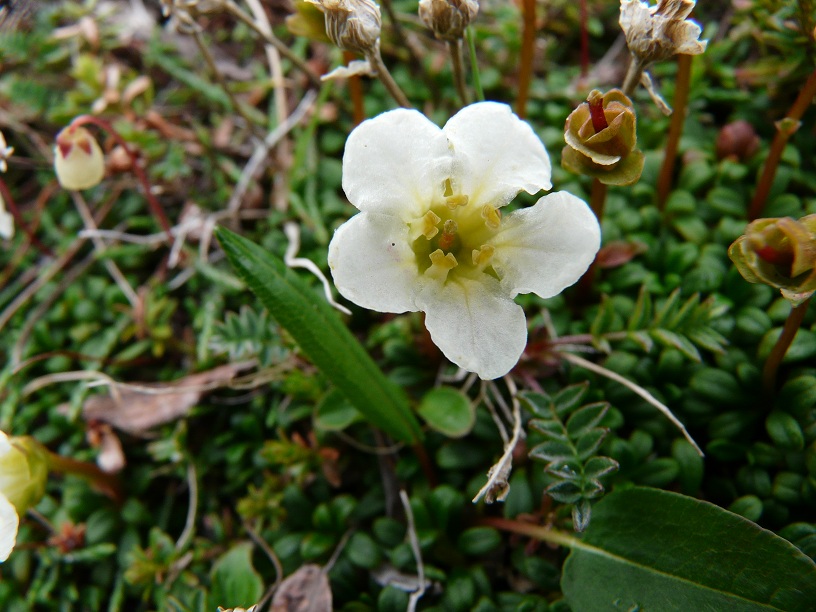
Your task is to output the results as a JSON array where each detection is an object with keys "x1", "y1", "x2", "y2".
[
  {"x1": 490, "y1": 191, "x2": 601, "y2": 298},
  {"x1": 342, "y1": 109, "x2": 453, "y2": 218},
  {"x1": 0, "y1": 208, "x2": 13, "y2": 240},
  {"x1": 328, "y1": 212, "x2": 420, "y2": 313},
  {"x1": 417, "y1": 276, "x2": 527, "y2": 380},
  {"x1": 0, "y1": 493, "x2": 18, "y2": 562},
  {"x1": 443, "y1": 101, "x2": 551, "y2": 208}
]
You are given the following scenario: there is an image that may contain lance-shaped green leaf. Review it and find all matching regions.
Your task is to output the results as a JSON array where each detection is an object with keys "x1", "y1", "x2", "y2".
[
  {"x1": 216, "y1": 227, "x2": 423, "y2": 444},
  {"x1": 561, "y1": 487, "x2": 816, "y2": 611}
]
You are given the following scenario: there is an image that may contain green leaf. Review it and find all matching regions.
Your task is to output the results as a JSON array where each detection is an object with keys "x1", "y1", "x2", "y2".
[
  {"x1": 566, "y1": 403, "x2": 608, "y2": 439},
  {"x1": 216, "y1": 227, "x2": 422, "y2": 444},
  {"x1": 315, "y1": 389, "x2": 362, "y2": 431},
  {"x1": 561, "y1": 487, "x2": 816, "y2": 611},
  {"x1": 210, "y1": 543, "x2": 264, "y2": 608},
  {"x1": 417, "y1": 387, "x2": 475, "y2": 438}
]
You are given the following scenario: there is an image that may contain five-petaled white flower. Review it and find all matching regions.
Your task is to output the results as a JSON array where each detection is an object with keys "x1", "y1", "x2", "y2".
[{"x1": 328, "y1": 102, "x2": 601, "y2": 379}]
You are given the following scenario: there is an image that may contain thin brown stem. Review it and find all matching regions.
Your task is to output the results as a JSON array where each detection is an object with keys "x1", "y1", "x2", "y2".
[
  {"x1": 656, "y1": 53, "x2": 692, "y2": 210},
  {"x1": 622, "y1": 55, "x2": 645, "y2": 97},
  {"x1": 763, "y1": 297, "x2": 812, "y2": 395},
  {"x1": 369, "y1": 50, "x2": 412, "y2": 108},
  {"x1": 343, "y1": 51, "x2": 366, "y2": 125},
  {"x1": 516, "y1": 0, "x2": 536, "y2": 119},
  {"x1": 479, "y1": 516, "x2": 579, "y2": 549},
  {"x1": 69, "y1": 115, "x2": 173, "y2": 240},
  {"x1": 448, "y1": 40, "x2": 469, "y2": 106},
  {"x1": 748, "y1": 68, "x2": 816, "y2": 220},
  {"x1": 574, "y1": 179, "x2": 606, "y2": 303}
]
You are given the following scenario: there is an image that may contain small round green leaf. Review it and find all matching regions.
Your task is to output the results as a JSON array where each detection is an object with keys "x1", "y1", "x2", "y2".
[
  {"x1": 315, "y1": 389, "x2": 362, "y2": 431},
  {"x1": 418, "y1": 387, "x2": 475, "y2": 438}
]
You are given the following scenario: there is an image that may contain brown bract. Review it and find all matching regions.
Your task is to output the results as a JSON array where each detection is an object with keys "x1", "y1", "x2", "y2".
[
  {"x1": 561, "y1": 89, "x2": 645, "y2": 186},
  {"x1": 418, "y1": 0, "x2": 479, "y2": 41},
  {"x1": 729, "y1": 215, "x2": 816, "y2": 307}
]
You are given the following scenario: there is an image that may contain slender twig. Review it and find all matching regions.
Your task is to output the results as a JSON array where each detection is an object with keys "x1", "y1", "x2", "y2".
[
  {"x1": 68, "y1": 115, "x2": 174, "y2": 239},
  {"x1": 656, "y1": 54, "x2": 692, "y2": 210},
  {"x1": 516, "y1": 0, "x2": 536, "y2": 118},
  {"x1": 763, "y1": 297, "x2": 812, "y2": 395},
  {"x1": 222, "y1": 0, "x2": 322, "y2": 88},
  {"x1": 466, "y1": 26, "x2": 484, "y2": 101},
  {"x1": 560, "y1": 351, "x2": 703, "y2": 455},
  {"x1": 579, "y1": 0, "x2": 590, "y2": 79},
  {"x1": 0, "y1": 178, "x2": 53, "y2": 256},
  {"x1": 622, "y1": 55, "x2": 646, "y2": 97},
  {"x1": 368, "y1": 49, "x2": 412, "y2": 108},
  {"x1": 176, "y1": 461, "x2": 198, "y2": 551},
  {"x1": 448, "y1": 40, "x2": 469, "y2": 106},
  {"x1": 748, "y1": 68, "x2": 816, "y2": 220},
  {"x1": 243, "y1": 518, "x2": 284, "y2": 595},
  {"x1": 479, "y1": 516, "x2": 579, "y2": 549},
  {"x1": 399, "y1": 490, "x2": 427, "y2": 612}
]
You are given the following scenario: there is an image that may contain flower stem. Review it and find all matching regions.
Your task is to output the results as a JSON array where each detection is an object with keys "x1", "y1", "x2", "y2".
[
  {"x1": 344, "y1": 51, "x2": 366, "y2": 125},
  {"x1": 574, "y1": 179, "x2": 607, "y2": 302},
  {"x1": 466, "y1": 26, "x2": 484, "y2": 102},
  {"x1": 448, "y1": 40, "x2": 469, "y2": 106},
  {"x1": 46, "y1": 451, "x2": 122, "y2": 504},
  {"x1": 0, "y1": 177, "x2": 53, "y2": 257},
  {"x1": 69, "y1": 115, "x2": 174, "y2": 241},
  {"x1": 478, "y1": 516, "x2": 580, "y2": 549},
  {"x1": 516, "y1": 0, "x2": 536, "y2": 119},
  {"x1": 748, "y1": 68, "x2": 816, "y2": 220},
  {"x1": 763, "y1": 297, "x2": 812, "y2": 395},
  {"x1": 622, "y1": 55, "x2": 645, "y2": 97},
  {"x1": 656, "y1": 53, "x2": 692, "y2": 210},
  {"x1": 369, "y1": 50, "x2": 412, "y2": 108},
  {"x1": 579, "y1": 0, "x2": 590, "y2": 79}
]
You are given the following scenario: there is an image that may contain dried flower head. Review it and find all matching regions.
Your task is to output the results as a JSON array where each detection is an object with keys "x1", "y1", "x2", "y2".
[
  {"x1": 729, "y1": 215, "x2": 816, "y2": 307},
  {"x1": 418, "y1": 0, "x2": 479, "y2": 41},
  {"x1": 620, "y1": 0, "x2": 707, "y2": 65},
  {"x1": 307, "y1": 0, "x2": 381, "y2": 56},
  {"x1": 562, "y1": 89, "x2": 645, "y2": 186},
  {"x1": 54, "y1": 125, "x2": 105, "y2": 190},
  {"x1": 0, "y1": 432, "x2": 50, "y2": 562}
]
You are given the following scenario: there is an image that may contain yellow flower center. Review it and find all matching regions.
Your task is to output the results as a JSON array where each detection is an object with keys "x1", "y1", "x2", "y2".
[{"x1": 409, "y1": 180, "x2": 501, "y2": 284}]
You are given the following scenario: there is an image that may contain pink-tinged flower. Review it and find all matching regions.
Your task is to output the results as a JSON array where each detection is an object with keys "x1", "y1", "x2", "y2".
[
  {"x1": 54, "y1": 125, "x2": 105, "y2": 190},
  {"x1": 328, "y1": 102, "x2": 601, "y2": 379}
]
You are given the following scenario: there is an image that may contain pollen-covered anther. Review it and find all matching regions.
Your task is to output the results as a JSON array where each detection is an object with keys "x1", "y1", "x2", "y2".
[
  {"x1": 438, "y1": 219, "x2": 458, "y2": 251},
  {"x1": 472, "y1": 244, "x2": 495, "y2": 270},
  {"x1": 445, "y1": 194, "x2": 469, "y2": 209},
  {"x1": 409, "y1": 210, "x2": 442, "y2": 241},
  {"x1": 426, "y1": 248, "x2": 458, "y2": 281},
  {"x1": 481, "y1": 205, "x2": 501, "y2": 229}
]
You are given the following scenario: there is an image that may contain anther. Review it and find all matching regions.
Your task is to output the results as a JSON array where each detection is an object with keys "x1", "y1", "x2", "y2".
[
  {"x1": 409, "y1": 210, "x2": 441, "y2": 241},
  {"x1": 445, "y1": 194, "x2": 469, "y2": 209},
  {"x1": 472, "y1": 245, "x2": 495, "y2": 270},
  {"x1": 426, "y1": 249, "x2": 458, "y2": 281},
  {"x1": 481, "y1": 205, "x2": 501, "y2": 229}
]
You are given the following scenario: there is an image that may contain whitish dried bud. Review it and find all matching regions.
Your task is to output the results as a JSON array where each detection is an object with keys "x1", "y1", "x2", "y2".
[
  {"x1": 307, "y1": 0, "x2": 381, "y2": 56},
  {"x1": 620, "y1": 0, "x2": 707, "y2": 65},
  {"x1": 54, "y1": 126, "x2": 105, "y2": 190},
  {"x1": 419, "y1": 0, "x2": 479, "y2": 41}
]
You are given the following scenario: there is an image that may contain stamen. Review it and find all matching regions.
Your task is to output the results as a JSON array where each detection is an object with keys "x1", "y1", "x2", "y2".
[
  {"x1": 426, "y1": 249, "x2": 458, "y2": 281},
  {"x1": 472, "y1": 244, "x2": 495, "y2": 270},
  {"x1": 446, "y1": 194, "x2": 469, "y2": 209},
  {"x1": 481, "y1": 205, "x2": 501, "y2": 229},
  {"x1": 438, "y1": 219, "x2": 458, "y2": 251},
  {"x1": 409, "y1": 210, "x2": 441, "y2": 241}
]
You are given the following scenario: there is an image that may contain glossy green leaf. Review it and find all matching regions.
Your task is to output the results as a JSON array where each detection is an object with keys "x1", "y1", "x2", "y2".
[
  {"x1": 210, "y1": 543, "x2": 264, "y2": 608},
  {"x1": 216, "y1": 227, "x2": 422, "y2": 444},
  {"x1": 315, "y1": 389, "x2": 362, "y2": 431},
  {"x1": 417, "y1": 387, "x2": 475, "y2": 438},
  {"x1": 562, "y1": 487, "x2": 816, "y2": 611}
]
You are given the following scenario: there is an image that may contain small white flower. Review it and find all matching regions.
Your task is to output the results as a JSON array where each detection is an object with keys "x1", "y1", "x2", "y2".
[
  {"x1": 54, "y1": 125, "x2": 106, "y2": 191},
  {"x1": 328, "y1": 102, "x2": 600, "y2": 379},
  {"x1": 620, "y1": 0, "x2": 707, "y2": 64},
  {"x1": 0, "y1": 129, "x2": 14, "y2": 173}
]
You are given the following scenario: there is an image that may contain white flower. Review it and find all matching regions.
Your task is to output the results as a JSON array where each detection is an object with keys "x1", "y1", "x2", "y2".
[
  {"x1": 0, "y1": 431, "x2": 49, "y2": 562},
  {"x1": 620, "y1": 0, "x2": 707, "y2": 64},
  {"x1": 0, "y1": 129, "x2": 13, "y2": 173},
  {"x1": 54, "y1": 125, "x2": 105, "y2": 191},
  {"x1": 328, "y1": 102, "x2": 601, "y2": 380}
]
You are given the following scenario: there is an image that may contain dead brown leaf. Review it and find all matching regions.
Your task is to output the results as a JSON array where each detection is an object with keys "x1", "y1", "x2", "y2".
[{"x1": 271, "y1": 565, "x2": 332, "y2": 612}]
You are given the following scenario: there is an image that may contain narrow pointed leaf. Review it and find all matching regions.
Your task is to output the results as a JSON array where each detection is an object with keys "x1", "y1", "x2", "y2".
[{"x1": 216, "y1": 227, "x2": 423, "y2": 444}]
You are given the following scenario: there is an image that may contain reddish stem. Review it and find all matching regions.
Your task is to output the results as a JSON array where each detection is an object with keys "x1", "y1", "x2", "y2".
[
  {"x1": 516, "y1": 0, "x2": 537, "y2": 119},
  {"x1": 763, "y1": 297, "x2": 812, "y2": 395},
  {"x1": 579, "y1": 0, "x2": 590, "y2": 79},
  {"x1": 0, "y1": 177, "x2": 54, "y2": 257},
  {"x1": 656, "y1": 54, "x2": 692, "y2": 210},
  {"x1": 47, "y1": 451, "x2": 123, "y2": 504},
  {"x1": 748, "y1": 68, "x2": 816, "y2": 220},
  {"x1": 344, "y1": 51, "x2": 366, "y2": 126},
  {"x1": 68, "y1": 116, "x2": 173, "y2": 241}
]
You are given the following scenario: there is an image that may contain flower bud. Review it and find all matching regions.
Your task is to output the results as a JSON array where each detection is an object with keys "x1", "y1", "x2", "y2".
[
  {"x1": 418, "y1": 0, "x2": 479, "y2": 41},
  {"x1": 561, "y1": 89, "x2": 645, "y2": 186},
  {"x1": 716, "y1": 120, "x2": 759, "y2": 162},
  {"x1": 620, "y1": 0, "x2": 707, "y2": 65},
  {"x1": 0, "y1": 431, "x2": 50, "y2": 562},
  {"x1": 307, "y1": 0, "x2": 381, "y2": 56},
  {"x1": 729, "y1": 215, "x2": 816, "y2": 306},
  {"x1": 54, "y1": 125, "x2": 105, "y2": 190}
]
